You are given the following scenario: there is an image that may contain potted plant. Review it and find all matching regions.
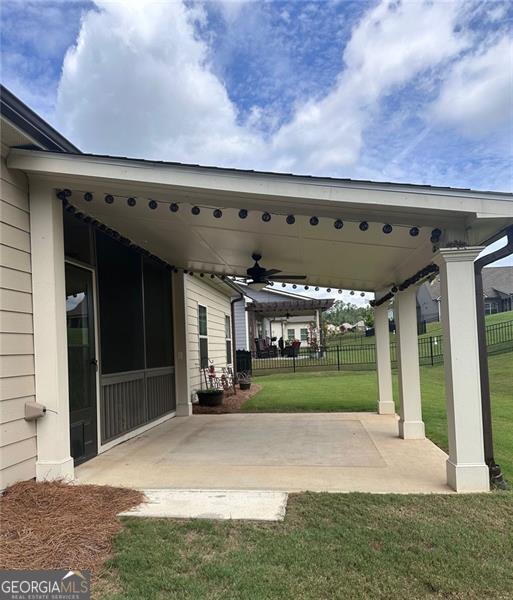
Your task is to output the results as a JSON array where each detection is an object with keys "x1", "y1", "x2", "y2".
[
  {"x1": 237, "y1": 370, "x2": 252, "y2": 390},
  {"x1": 196, "y1": 387, "x2": 224, "y2": 406}
]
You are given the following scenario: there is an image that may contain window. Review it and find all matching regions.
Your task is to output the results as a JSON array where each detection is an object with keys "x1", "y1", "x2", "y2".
[
  {"x1": 300, "y1": 328, "x2": 308, "y2": 342},
  {"x1": 287, "y1": 328, "x2": 295, "y2": 341},
  {"x1": 143, "y1": 257, "x2": 173, "y2": 368},
  {"x1": 198, "y1": 305, "x2": 208, "y2": 368},
  {"x1": 225, "y1": 315, "x2": 232, "y2": 365}
]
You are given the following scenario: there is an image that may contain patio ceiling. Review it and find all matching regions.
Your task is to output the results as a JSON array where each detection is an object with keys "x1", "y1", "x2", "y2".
[{"x1": 8, "y1": 148, "x2": 513, "y2": 292}]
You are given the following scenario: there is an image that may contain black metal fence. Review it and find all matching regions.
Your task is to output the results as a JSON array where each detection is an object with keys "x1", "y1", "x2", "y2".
[{"x1": 250, "y1": 319, "x2": 513, "y2": 373}]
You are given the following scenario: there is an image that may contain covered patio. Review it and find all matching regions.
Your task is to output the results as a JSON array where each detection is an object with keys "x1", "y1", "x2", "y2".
[
  {"x1": 8, "y1": 147, "x2": 513, "y2": 493},
  {"x1": 75, "y1": 412, "x2": 449, "y2": 494}
]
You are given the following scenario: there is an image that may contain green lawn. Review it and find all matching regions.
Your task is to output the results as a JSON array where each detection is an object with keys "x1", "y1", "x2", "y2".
[
  {"x1": 99, "y1": 493, "x2": 513, "y2": 599},
  {"x1": 246, "y1": 351, "x2": 513, "y2": 482}
]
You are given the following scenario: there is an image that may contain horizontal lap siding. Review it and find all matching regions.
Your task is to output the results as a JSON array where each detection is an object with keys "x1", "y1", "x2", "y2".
[
  {"x1": 186, "y1": 277, "x2": 233, "y2": 394},
  {"x1": 0, "y1": 155, "x2": 36, "y2": 489}
]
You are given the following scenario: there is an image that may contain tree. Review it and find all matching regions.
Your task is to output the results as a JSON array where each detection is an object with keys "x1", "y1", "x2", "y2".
[{"x1": 323, "y1": 300, "x2": 373, "y2": 328}]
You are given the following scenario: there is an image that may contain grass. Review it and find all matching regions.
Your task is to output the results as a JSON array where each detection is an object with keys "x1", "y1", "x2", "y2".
[
  {"x1": 98, "y1": 493, "x2": 513, "y2": 599},
  {"x1": 97, "y1": 350, "x2": 513, "y2": 599},
  {"x1": 246, "y1": 351, "x2": 513, "y2": 482}
]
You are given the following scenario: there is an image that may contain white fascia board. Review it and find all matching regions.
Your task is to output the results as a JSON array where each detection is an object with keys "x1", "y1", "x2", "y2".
[{"x1": 7, "y1": 149, "x2": 513, "y2": 228}]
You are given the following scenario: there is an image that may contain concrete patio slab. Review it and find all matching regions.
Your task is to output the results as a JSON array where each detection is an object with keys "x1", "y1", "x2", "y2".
[
  {"x1": 76, "y1": 413, "x2": 451, "y2": 494},
  {"x1": 118, "y1": 489, "x2": 288, "y2": 521}
]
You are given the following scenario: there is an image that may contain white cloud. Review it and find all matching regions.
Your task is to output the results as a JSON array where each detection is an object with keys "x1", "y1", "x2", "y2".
[
  {"x1": 56, "y1": 0, "x2": 263, "y2": 163},
  {"x1": 429, "y1": 36, "x2": 513, "y2": 137},
  {"x1": 268, "y1": 0, "x2": 469, "y2": 173},
  {"x1": 56, "y1": 0, "x2": 479, "y2": 178}
]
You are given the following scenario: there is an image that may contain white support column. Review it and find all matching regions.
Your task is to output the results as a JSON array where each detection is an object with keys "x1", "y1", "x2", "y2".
[
  {"x1": 30, "y1": 182, "x2": 74, "y2": 481},
  {"x1": 374, "y1": 299, "x2": 394, "y2": 415},
  {"x1": 434, "y1": 247, "x2": 489, "y2": 492},
  {"x1": 172, "y1": 271, "x2": 192, "y2": 417},
  {"x1": 395, "y1": 286, "x2": 425, "y2": 439}
]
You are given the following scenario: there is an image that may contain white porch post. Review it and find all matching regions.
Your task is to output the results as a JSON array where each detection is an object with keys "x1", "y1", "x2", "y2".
[
  {"x1": 374, "y1": 299, "x2": 394, "y2": 415},
  {"x1": 395, "y1": 286, "x2": 425, "y2": 439},
  {"x1": 30, "y1": 182, "x2": 74, "y2": 480},
  {"x1": 172, "y1": 271, "x2": 192, "y2": 417},
  {"x1": 434, "y1": 247, "x2": 489, "y2": 492}
]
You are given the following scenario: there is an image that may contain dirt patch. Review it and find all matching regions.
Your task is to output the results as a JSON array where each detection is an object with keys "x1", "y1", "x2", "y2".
[
  {"x1": 193, "y1": 383, "x2": 261, "y2": 414},
  {"x1": 0, "y1": 480, "x2": 143, "y2": 575}
]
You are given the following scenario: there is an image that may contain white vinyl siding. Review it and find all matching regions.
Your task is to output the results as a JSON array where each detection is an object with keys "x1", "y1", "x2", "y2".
[
  {"x1": 186, "y1": 276, "x2": 233, "y2": 394},
  {"x1": 0, "y1": 154, "x2": 36, "y2": 489}
]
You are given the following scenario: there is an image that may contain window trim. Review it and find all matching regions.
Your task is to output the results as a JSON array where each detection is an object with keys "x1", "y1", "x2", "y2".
[
  {"x1": 300, "y1": 328, "x2": 309, "y2": 342},
  {"x1": 287, "y1": 328, "x2": 295, "y2": 341}
]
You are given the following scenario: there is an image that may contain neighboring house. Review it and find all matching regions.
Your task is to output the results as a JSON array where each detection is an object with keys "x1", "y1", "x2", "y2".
[
  {"x1": 1, "y1": 85, "x2": 511, "y2": 494},
  {"x1": 232, "y1": 283, "x2": 334, "y2": 350},
  {"x1": 417, "y1": 266, "x2": 513, "y2": 323}
]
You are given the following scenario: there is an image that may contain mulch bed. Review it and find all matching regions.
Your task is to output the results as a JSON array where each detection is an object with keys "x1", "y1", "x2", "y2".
[
  {"x1": 0, "y1": 480, "x2": 143, "y2": 575},
  {"x1": 193, "y1": 383, "x2": 261, "y2": 414}
]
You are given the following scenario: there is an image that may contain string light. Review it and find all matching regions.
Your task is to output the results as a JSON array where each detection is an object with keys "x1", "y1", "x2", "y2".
[
  {"x1": 105, "y1": 194, "x2": 114, "y2": 204},
  {"x1": 309, "y1": 216, "x2": 319, "y2": 226},
  {"x1": 409, "y1": 227, "x2": 419, "y2": 237},
  {"x1": 286, "y1": 215, "x2": 295, "y2": 225},
  {"x1": 84, "y1": 192, "x2": 93, "y2": 202},
  {"x1": 213, "y1": 209, "x2": 223, "y2": 218},
  {"x1": 338, "y1": 289, "x2": 342, "y2": 294},
  {"x1": 262, "y1": 212, "x2": 271, "y2": 222},
  {"x1": 239, "y1": 209, "x2": 248, "y2": 219},
  {"x1": 334, "y1": 219, "x2": 344, "y2": 229},
  {"x1": 148, "y1": 200, "x2": 158, "y2": 210},
  {"x1": 431, "y1": 228, "x2": 442, "y2": 243},
  {"x1": 383, "y1": 224, "x2": 393, "y2": 234},
  {"x1": 170, "y1": 203, "x2": 179, "y2": 212},
  {"x1": 191, "y1": 206, "x2": 200, "y2": 215},
  {"x1": 359, "y1": 221, "x2": 369, "y2": 231},
  {"x1": 127, "y1": 197, "x2": 136, "y2": 207}
]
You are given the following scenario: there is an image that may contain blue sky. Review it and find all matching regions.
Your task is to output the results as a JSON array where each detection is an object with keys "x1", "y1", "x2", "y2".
[{"x1": 1, "y1": 0, "x2": 512, "y2": 279}]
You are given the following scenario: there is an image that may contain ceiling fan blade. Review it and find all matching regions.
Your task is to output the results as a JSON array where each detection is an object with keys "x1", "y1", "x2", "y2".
[
  {"x1": 267, "y1": 274, "x2": 307, "y2": 280},
  {"x1": 262, "y1": 268, "x2": 281, "y2": 277}
]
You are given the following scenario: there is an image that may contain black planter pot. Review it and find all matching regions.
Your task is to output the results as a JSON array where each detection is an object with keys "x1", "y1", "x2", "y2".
[
  {"x1": 239, "y1": 382, "x2": 251, "y2": 390},
  {"x1": 197, "y1": 389, "x2": 224, "y2": 407}
]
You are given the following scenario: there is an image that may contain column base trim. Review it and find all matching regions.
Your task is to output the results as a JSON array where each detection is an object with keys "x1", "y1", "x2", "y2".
[
  {"x1": 36, "y1": 456, "x2": 74, "y2": 482},
  {"x1": 176, "y1": 403, "x2": 193, "y2": 417},
  {"x1": 378, "y1": 401, "x2": 395, "y2": 415},
  {"x1": 446, "y1": 460, "x2": 489, "y2": 492},
  {"x1": 398, "y1": 420, "x2": 425, "y2": 439}
]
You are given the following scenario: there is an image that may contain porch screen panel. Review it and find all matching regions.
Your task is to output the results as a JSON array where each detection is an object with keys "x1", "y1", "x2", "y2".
[
  {"x1": 143, "y1": 258, "x2": 174, "y2": 368},
  {"x1": 96, "y1": 232, "x2": 144, "y2": 374}
]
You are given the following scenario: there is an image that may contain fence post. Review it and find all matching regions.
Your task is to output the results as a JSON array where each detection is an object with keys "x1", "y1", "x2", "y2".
[
  {"x1": 429, "y1": 336, "x2": 434, "y2": 366},
  {"x1": 293, "y1": 350, "x2": 296, "y2": 373},
  {"x1": 336, "y1": 345, "x2": 340, "y2": 371}
]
